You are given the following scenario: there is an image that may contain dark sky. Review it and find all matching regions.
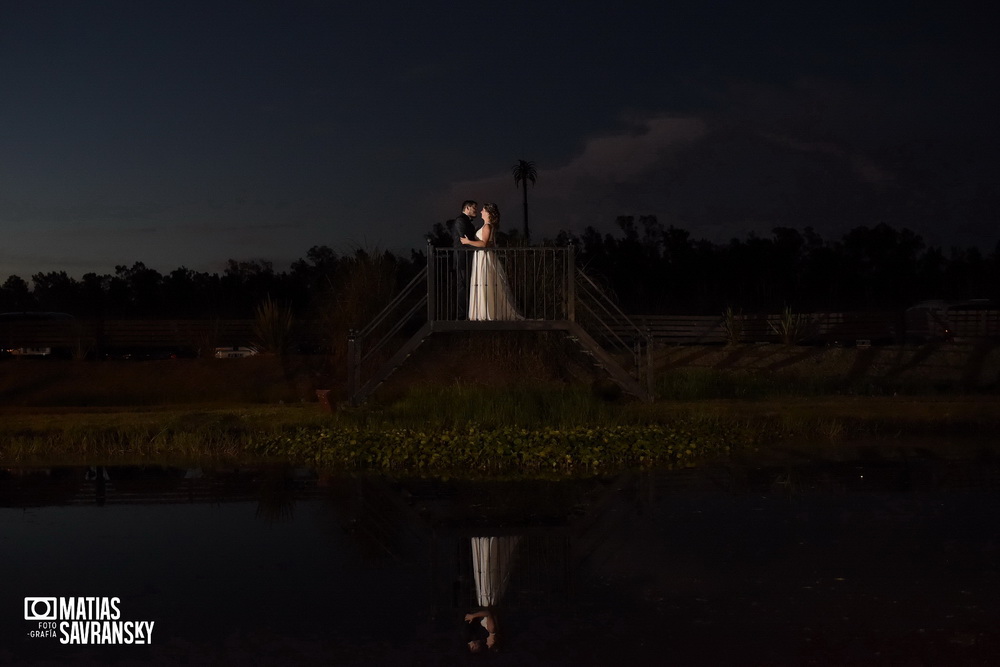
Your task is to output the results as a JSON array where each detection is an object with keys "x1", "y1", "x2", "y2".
[{"x1": 2, "y1": 0, "x2": 997, "y2": 280}]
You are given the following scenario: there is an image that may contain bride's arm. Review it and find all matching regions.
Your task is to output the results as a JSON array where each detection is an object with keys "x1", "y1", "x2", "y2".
[{"x1": 460, "y1": 223, "x2": 492, "y2": 248}]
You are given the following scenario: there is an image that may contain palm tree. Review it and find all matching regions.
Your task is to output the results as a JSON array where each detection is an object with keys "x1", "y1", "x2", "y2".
[{"x1": 512, "y1": 159, "x2": 537, "y2": 244}]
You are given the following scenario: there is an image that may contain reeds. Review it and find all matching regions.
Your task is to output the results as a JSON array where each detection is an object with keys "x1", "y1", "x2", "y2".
[
  {"x1": 355, "y1": 384, "x2": 623, "y2": 430},
  {"x1": 722, "y1": 306, "x2": 744, "y2": 345},
  {"x1": 252, "y1": 295, "x2": 294, "y2": 355},
  {"x1": 768, "y1": 306, "x2": 818, "y2": 345}
]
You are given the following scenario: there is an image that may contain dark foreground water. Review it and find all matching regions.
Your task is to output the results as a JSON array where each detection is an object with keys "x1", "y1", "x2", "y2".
[{"x1": 2, "y1": 450, "x2": 999, "y2": 666}]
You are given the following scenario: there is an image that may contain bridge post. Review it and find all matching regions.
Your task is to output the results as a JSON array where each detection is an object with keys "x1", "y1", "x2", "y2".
[
  {"x1": 426, "y1": 240, "x2": 436, "y2": 324},
  {"x1": 347, "y1": 328, "x2": 359, "y2": 406},
  {"x1": 566, "y1": 242, "x2": 576, "y2": 321},
  {"x1": 646, "y1": 326, "x2": 654, "y2": 400}
]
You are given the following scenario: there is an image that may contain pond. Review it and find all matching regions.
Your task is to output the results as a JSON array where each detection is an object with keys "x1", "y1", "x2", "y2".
[{"x1": 2, "y1": 450, "x2": 999, "y2": 665}]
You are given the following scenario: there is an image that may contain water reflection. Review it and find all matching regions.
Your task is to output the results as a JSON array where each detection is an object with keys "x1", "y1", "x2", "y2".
[
  {"x1": 2, "y1": 453, "x2": 1000, "y2": 665},
  {"x1": 465, "y1": 535, "x2": 518, "y2": 652}
]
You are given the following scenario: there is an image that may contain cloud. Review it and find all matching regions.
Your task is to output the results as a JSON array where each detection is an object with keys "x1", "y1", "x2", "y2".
[
  {"x1": 441, "y1": 115, "x2": 709, "y2": 234},
  {"x1": 436, "y1": 103, "x2": 946, "y2": 246},
  {"x1": 173, "y1": 221, "x2": 304, "y2": 234},
  {"x1": 760, "y1": 133, "x2": 894, "y2": 186},
  {"x1": 545, "y1": 116, "x2": 709, "y2": 188}
]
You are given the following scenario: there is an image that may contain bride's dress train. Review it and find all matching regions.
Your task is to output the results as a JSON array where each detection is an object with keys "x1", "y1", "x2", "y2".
[{"x1": 468, "y1": 228, "x2": 522, "y2": 321}]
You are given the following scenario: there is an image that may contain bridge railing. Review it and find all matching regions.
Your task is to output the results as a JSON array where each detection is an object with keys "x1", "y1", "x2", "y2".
[
  {"x1": 347, "y1": 269, "x2": 428, "y2": 403},
  {"x1": 573, "y1": 270, "x2": 652, "y2": 396},
  {"x1": 429, "y1": 246, "x2": 572, "y2": 322}
]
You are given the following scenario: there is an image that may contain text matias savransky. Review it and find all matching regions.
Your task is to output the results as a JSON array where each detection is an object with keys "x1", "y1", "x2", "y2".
[{"x1": 24, "y1": 596, "x2": 155, "y2": 645}]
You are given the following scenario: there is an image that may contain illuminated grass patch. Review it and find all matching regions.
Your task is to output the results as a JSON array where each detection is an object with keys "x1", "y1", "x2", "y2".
[{"x1": 255, "y1": 421, "x2": 757, "y2": 476}]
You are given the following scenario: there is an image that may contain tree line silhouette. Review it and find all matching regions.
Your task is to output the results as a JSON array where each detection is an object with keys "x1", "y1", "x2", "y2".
[
  {"x1": 2, "y1": 219, "x2": 997, "y2": 320},
  {"x1": 561, "y1": 218, "x2": 999, "y2": 314}
]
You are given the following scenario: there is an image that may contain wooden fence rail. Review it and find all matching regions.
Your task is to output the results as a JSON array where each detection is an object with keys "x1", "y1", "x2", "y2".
[
  {"x1": 1, "y1": 320, "x2": 251, "y2": 350},
  {"x1": 0, "y1": 319, "x2": 325, "y2": 355},
  {"x1": 619, "y1": 309, "x2": 999, "y2": 346},
  {"x1": 3, "y1": 310, "x2": 998, "y2": 355}
]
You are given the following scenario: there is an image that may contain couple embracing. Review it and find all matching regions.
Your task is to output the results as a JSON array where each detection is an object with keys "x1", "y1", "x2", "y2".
[{"x1": 452, "y1": 200, "x2": 522, "y2": 321}]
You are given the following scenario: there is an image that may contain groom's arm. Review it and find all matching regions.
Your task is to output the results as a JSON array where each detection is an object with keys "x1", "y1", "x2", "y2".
[{"x1": 452, "y1": 216, "x2": 472, "y2": 246}]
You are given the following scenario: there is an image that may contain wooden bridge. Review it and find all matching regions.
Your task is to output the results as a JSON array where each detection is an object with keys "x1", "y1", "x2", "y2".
[{"x1": 346, "y1": 244, "x2": 654, "y2": 405}]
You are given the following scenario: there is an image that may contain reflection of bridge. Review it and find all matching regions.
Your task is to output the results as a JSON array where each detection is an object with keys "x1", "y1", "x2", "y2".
[{"x1": 347, "y1": 245, "x2": 654, "y2": 405}]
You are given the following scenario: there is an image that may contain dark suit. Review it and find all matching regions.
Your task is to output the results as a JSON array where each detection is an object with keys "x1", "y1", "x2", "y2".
[
  {"x1": 451, "y1": 213, "x2": 477, "y2": 320},
  {"x1": 452, "y1": 213, "x2": 477, "y2": 247}
]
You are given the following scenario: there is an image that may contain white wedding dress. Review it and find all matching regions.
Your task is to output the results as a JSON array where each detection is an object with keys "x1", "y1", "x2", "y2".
[
  {"x1": 471, "y1": 536, "x2": 521, "y2": 607},
  {"x1": 468, "y1": 225, "x2": 523, "y2": 321}
]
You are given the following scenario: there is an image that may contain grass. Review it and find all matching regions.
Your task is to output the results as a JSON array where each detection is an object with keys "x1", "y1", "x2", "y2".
[
  {"x1": 655, "y1": 367, "x2": 838, "y2": 399},
  {"x1": 0, "y1": 356, "x2": 323, "y2": 406},
  {"x1": 357, "y1": 384, "x2": 626, "y2": 429},
  {"x1": 653, "y1": 341, "x2": 1000, "y2": 398},
  {"x1": 4, "y1": 389, "x2": 999, "y2": 473},
  {"x1": 0, "y1": 405, "x2": 330, "y2": 466},
  {"x1": 3, "y1": 342, "x2": 1000, "y2": 474}
]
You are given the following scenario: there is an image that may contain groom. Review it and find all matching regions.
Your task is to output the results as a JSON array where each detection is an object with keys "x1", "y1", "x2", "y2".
[{"x1": 451, "y1": 200, "x2": 479, "y2": 320}]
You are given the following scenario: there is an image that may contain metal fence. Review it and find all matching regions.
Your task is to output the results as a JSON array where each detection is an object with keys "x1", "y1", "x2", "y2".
[{"x1": 429, "y1": 247, "x2": 572, "y2": 322}]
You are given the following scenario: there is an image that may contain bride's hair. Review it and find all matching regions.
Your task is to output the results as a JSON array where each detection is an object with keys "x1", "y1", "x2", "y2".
[{"x1": 483, "y1": 202, "x2": 500, "y2": 226}]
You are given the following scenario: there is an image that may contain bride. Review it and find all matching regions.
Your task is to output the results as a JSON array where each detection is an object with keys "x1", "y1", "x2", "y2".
[{"x1": 460, "y1": 202, "x2": 523, "y2": 321}]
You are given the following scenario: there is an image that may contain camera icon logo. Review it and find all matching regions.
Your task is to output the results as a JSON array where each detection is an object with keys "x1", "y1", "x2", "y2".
[{"x1": 24, "y1": 597, "x2": 58, "y2": 621}]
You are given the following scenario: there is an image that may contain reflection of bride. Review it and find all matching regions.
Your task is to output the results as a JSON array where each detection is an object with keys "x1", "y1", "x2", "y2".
[
  {"x1": 465, "y1": 535, "x2": 520, "y2": 653},
  {"x1": 460, "y1": 202, "x2": 523, "y2": 321},
  {"x1": 471, "y1": 535, "x2": 520, "y2": 607}
]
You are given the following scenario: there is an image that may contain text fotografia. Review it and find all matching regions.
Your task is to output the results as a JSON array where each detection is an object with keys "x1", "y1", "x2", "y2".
[{"x1": 24, "y1": 597, "x2": 155, "y2": 645}]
